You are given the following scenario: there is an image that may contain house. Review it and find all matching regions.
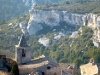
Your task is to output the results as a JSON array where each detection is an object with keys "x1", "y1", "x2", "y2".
[
  {"x1": 45, "y1": 63, "x2": 77, "y2": 75},
  {"x1": 59, "y1": 63, "x2": 77, "y2": 75}
]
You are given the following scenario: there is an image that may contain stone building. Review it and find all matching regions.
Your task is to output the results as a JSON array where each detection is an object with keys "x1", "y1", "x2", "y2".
[
  {"x1": 18, "y1": 55, "x2": 77, "y2": 75},
  {"x1": 45, "y1": 63, "x2": 77, "y2": 75},
  {"x1": 16, "y1": 34, "x2": 77, "y2": 75},
  {"x1": 18, "y1": 55, "x2": 59, "y2": 75},
  {"x1": 80, "y1": 58, "x2": 100, "y2": 75},
  {"x1": 15, "y1": 34, "x2": 31, "y2": 64}
]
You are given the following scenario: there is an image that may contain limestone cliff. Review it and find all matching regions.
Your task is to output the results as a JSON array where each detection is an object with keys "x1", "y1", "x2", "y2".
[
  {"x1": 26, "y1": 9, "x2": 99, "y2": 35},
  {"x1": 27, "y1": 9, "x2": 85, "y2": 35},
  {"x1": 21, "y1": 0, "x2": 100, "y2": 47}
]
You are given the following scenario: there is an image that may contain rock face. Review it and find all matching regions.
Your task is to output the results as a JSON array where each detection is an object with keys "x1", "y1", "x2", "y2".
[
  {"x1": 19, "y1": 21, "x2": 28, "y2": 34},
  {"x1": 38, "y1": 36, "x2": 50, "y2": 47},
  {"x1": 25, "y1": 9, "x2": 100, "y2": 47},
  {"x1": 27, "y1": 10, "x2": 85, "y2": 35},
  {"x1": 26, "y1": 10, "x2": 99, "y2": 34},
  {"x1": 87, "y1": 14, "x2": 100, "y2": 47}
]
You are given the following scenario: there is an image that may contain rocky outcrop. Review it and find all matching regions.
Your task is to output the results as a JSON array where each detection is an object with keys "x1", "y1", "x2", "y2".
[
  {"x1": 19, "y1": 21, "x2": 28, "y2": 34},
  {"x1": 22, "y1": 0, "x2": 97, "y2": 36},
  {"x1": 27, "y1": 10, "x2": 85, "y2": 35},
  {"x1": 38, "y1": 36, "x2": 50, "y2": 47},
  {"x1": 89, "y1": 15, "x2": 100, "y2": 47},
  {"x1": 27, "y1": 9, "x2": 100, "y2": 34}
]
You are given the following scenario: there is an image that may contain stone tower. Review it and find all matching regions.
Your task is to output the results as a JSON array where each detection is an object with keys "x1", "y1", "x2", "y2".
[{"x1": 15, "y1": 34, "x2": 31, "y2": 64}]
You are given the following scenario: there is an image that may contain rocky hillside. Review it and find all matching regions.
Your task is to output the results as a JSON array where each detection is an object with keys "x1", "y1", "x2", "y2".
[{"x1": 0, "y1": 1, "x2": 100, "y2": 68}]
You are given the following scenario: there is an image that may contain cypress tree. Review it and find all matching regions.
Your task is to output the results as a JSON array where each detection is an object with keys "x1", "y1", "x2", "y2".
[{"x1": 10, "y1": 61, "x2": 19, "y2": 75}]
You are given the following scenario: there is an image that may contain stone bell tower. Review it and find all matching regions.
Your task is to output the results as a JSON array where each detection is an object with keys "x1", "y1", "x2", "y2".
[{"x1": 15, "y1": 34, "x2": 31, "y2": 64}]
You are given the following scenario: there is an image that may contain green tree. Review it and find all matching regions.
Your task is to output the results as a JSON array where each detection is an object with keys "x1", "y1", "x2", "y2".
[
  {"x1": 59, "y1": 58, "x2": 68, "y2": 63},
  {"x1": 10, "y1": 61, "x2": 19, "y2": 75}
]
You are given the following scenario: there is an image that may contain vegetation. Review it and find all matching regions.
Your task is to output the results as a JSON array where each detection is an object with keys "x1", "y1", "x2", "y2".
[
  {"x1": 27, "y1": 26, "x2": 100, "y2": 69},
  {"x1": 10, "y1": 61, "x2": 19, "y2": 75},
  {"x1": 0, "y1": 14, "x2": 29, "y2": 56},
  {"x1": 34, "y1": 1, "x2": 100, "y2": 15},
  {"x1": 0, "y1": 0, "x2": 28, "y2": 20}
]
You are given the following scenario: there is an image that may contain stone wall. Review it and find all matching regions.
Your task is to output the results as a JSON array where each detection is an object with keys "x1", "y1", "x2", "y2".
[
  {"x1": 80, "y1": 63, "x2": 99, "y2": 75},
  {"x1": 15, "y1": 46, "x2": 31, "y2": 64}
]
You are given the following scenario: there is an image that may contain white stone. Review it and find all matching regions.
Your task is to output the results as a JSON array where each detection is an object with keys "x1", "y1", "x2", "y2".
[
  {"x1": 38, "y1": 36, "x2": 50, "y2": 47},
  {"x1": 8, "y1": 23, "x2": 13, "y2": 26},
  {"x1": 54, "y1": 32, "x2": 65, "y2": 40},
  {"x1": 70, "y1": 31, "x2": 78, "y2": 38}
]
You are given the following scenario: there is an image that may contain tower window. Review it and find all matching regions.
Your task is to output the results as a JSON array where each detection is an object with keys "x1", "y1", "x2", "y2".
[{"x1": 22, "y1": 49, "x2": 25, "y2": 57}]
